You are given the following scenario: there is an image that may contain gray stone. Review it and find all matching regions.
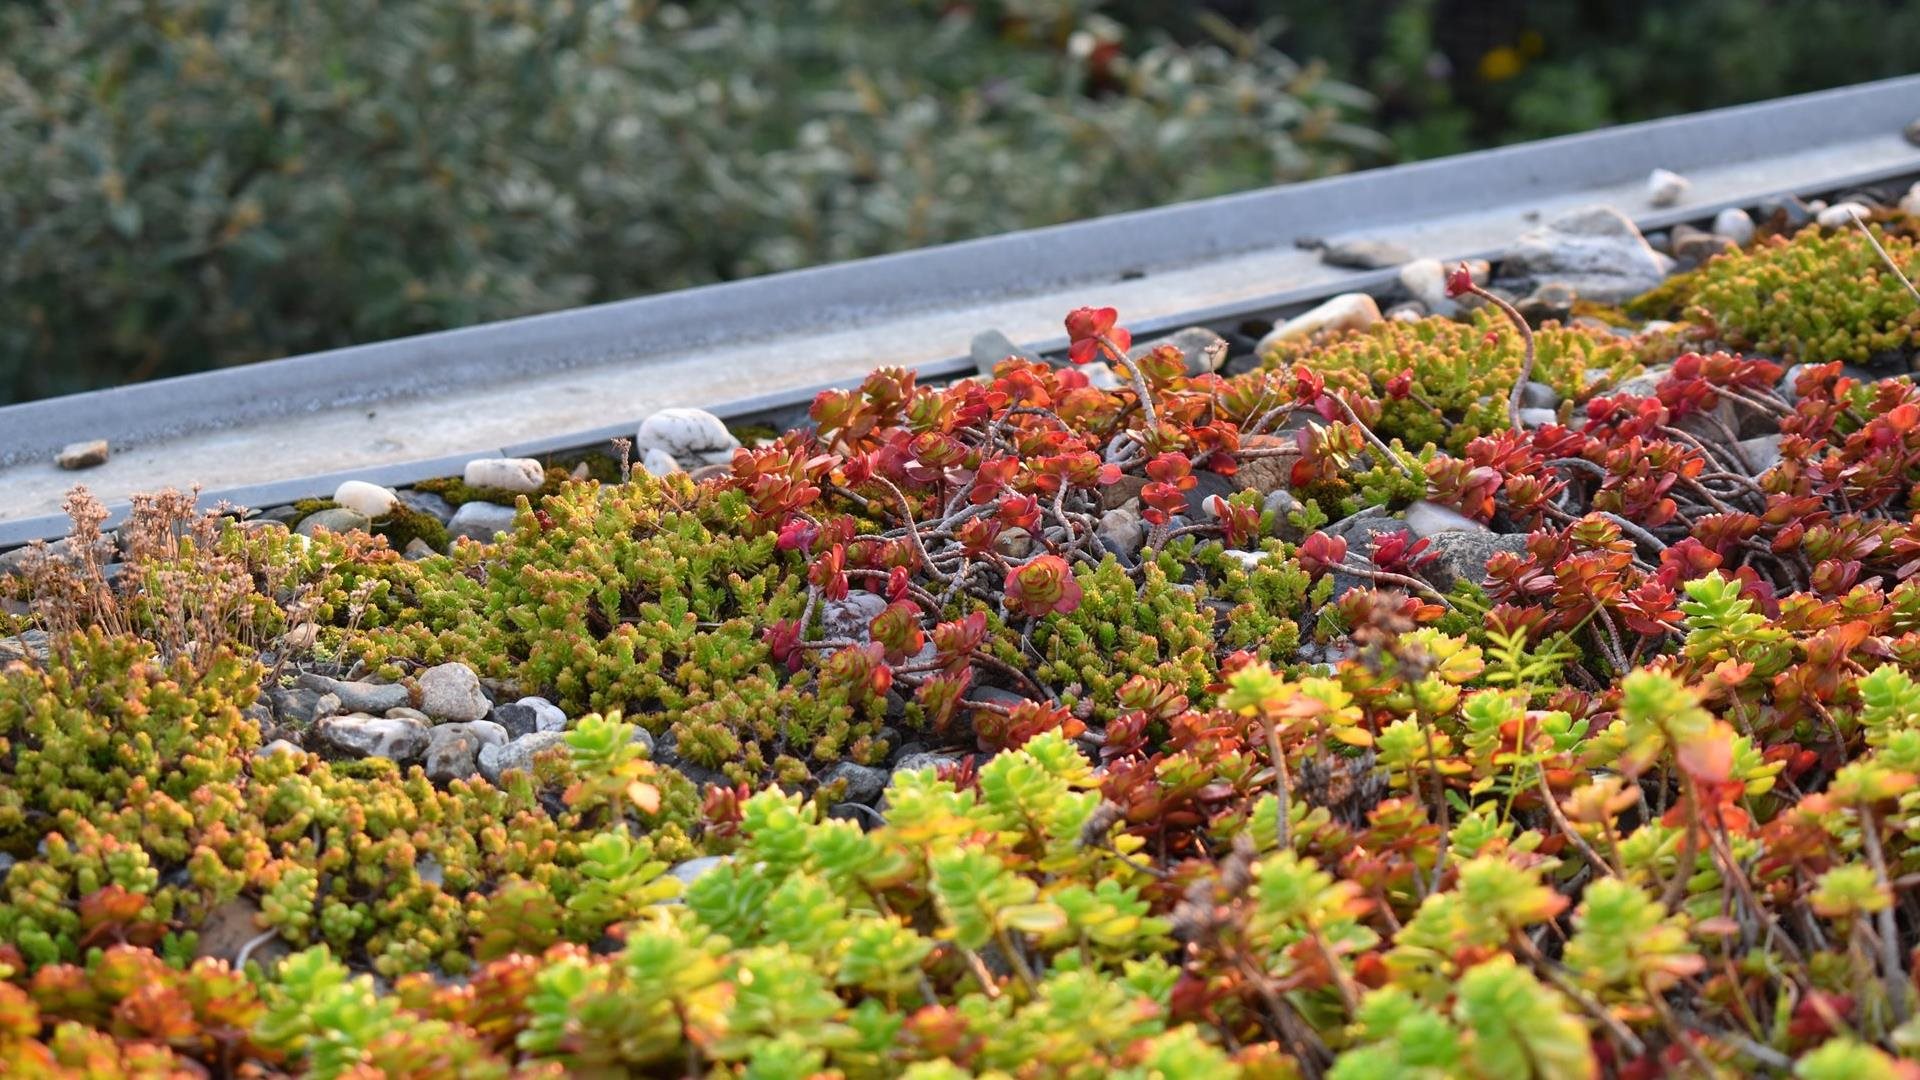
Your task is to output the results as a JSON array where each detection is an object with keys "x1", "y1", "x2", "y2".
[
  {"x1": 1517, "y1": 281, "x2": 1577, "y2": 323},
  {"x1": 518, "y1": 696, "x2": 568, "y2": 732},
  {"x1": 630, "y1": 725, "x2": 656, "y2": 759},
  {"x1": 1221, "y1": 549, "x2": 1271, "y2": 573},
  {"x1": 1385, "y1": 302, "x2": 1427, "y2": 322},
  {"x1": 295, "y1": 508, "x2": 372, "y2": 538},
  {"x1": 491, "y1": 703, "x2": 539, "y2": 738},
  {"x1": 1672, "y1": 229, "x2": 1736, "y2": 269},
  {"x1": 1758, "y1": 196, "x2": 1813, "y2": 229},
  {"x1": 463, "y1": 457, "x2": 546, "y2": 493},
  {"x1": 417, "y1": 662, "x2": 490, "y2": 723},
  {"x1": 994, "y1": 527, "x2": 1034, "y2": 559},
  {"x1": 1130, "y1": 326, "x2": 1229, "y2": 377},
  {"x1": 1096, "y1": 507, "x2": 1144, "y2": 560},
  {"x1": 1181, "y1": 470, "x2": 1237, "y2": 519},
  {"x1": 415, "y1": 855, "x2": 444, "y2": 888},
  {"x1": 1518, "y1": 381, "x2": 1561, "y2": 410},
  {"x1": 820, "y1": 761, "x2": 889, "y2": 805},
  {"x1": 1078, "y1": 361, "x2": 1122, "y2": 391},
  {"x1": 0, "y1": 629, "x2": 50, "y2": 665},
  {"x1": 1402, "y1": 501, "x2": 1488, "y2": 538},
  {"x1": 1502, "y1": 205, "x2": 1668, "y2": 303},
  {"x1": 893, "y1": 751, "x2": 969, "y2": 776},
  {"x1": 1518, "y1": 407, "x2": 1560, "y2": 428},
  {"x1": 423, "y1": 720, "x2": 509, "y2": 783},
  {"x1": 447, "y1": 501, "x2": 518, "y2": 544},
  {"x1": 403, "y1": 538, "x2": 437, "y2": 560},
  {"x1": 316, "y1": 715, "x2": 431, "y2": 763},
  {"x1": 667, "y1": 856, "x2": 727, "y2": 889},
  {"x1": 477, "y1": 731, "x2": 571, "y2": 786},
  {"x1": 55, "y1": 439, "x2": 110, "y2": 470},
  {"x1": 267, "y1": 686, "x2": 325, "y2": 725},
  {"x1": 1735, "y1": 434, "x2": 1783, "y2": 475},
  {"x1": 1422, "y1": 531, "x2": 1531, "y2": 591},
  {"x1": 821, "y1": 591, "x2": 889, "y2": 641},
  {"x1": 1263, "y1": 489, "x2": 1305, "y2": 541},
  {"x1": 255, "y1": 739, "x2": 304, "y2": 760},
  {"x1": 1323, "y1": 506, "x2": 1397, "y2": 549},
  {"x1": 1902, "y1": 181, "x2": 1920, "y2": 218},
  {"x1": 971, "y1": 329, "x2": 1039, "y2": 375},
  {"x1": 297, "y1": 672, "x2": 412, "y2": 715},
  {"x1": 1908, "y1": 118, "x2": 1920, "y2": 148},
  {"x1": 385, "y1": 707, "x2": 432, "y2": 723},
  {"x1": 1712, "y1": 207, "x2": 1755, "y2": 247},
  {"x1": 310, "y1": 692, "x2": 342, "y2": 721},
  {"x1": 1645, "y1": 168, "x2": 1688, "y2": 208},
  {"x1": 397, "y1": 488, "x2": 455, "y2": 524},
  {"x1": 637, "y1": 407, "x2": 740, "y2": 467},
  {"x1": 1322, "y1": 238, "x2": 1411, "y2": 270}
]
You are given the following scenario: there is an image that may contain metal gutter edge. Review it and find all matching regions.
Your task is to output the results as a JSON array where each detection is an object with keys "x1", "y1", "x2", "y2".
[{"x1": 3, "y1": 75, "x2": 1918, "y2": 469}]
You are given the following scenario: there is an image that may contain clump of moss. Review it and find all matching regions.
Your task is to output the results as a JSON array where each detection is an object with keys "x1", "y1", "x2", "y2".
[
  {"x1": 369, "y1": 505, "x2": 447, "y2": 553},
  {"x1": 1635, "y1": 223, "x2": 1920, "y2": 362},
  {"x1": 415, "y1": 464, "x2": 572, "y2": 507},
  {"x1": 1261, "y1": 311, "x2": 1646, "y2": 451}
]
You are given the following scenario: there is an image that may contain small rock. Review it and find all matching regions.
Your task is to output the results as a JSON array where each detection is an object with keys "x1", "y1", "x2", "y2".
[
  {"x1": 477, "y1": 731, "x2": 571, "y2": 786},
  {"x1": 1502, "y1": 205, "x2": 1668, "y2": 304},
  {"x1": 463, "y1": 458, "x2": 545, "y2": 493},
  {"x1": 1645, "y1": 168, "x2": 1689, "y2": 208},
  {"x1": 1385, "y1": 302, "x2": 1426, "y2": 323},
  {"x1": 55, "y1": 439, "x2": 110, "y2": 470},
  {"x1": 1901, "y1": 182, "x2": 1920, "y2": 218},
  {"x1": 423, "y1": 720, "x2": 509, "y2": 783},
  {"x1": 415, "y1": 855, "x2": 444, "y2": 888},
  {"x1": 316, "y1": 715, "x2": 431, "y2": 763},
  {"x1": 1099, "y1": 474, "x2": 1148, "y2": 511},
  {"x1": 1907, "y1": 118, "x2": 1920, "y2": 148},
  {"x1": 667, "y1": 856, "x2": 727, "y2": 889},
  {"x1": 310, "y1": 693, "x2": 342, "y2": 721},
  {"x1": 1423, "y1": 531, "x2": 1531, "y2": 591},
  {"x1": 687, "y1": 462, "x2": 730, "y2": 483},
  {"x1": 820, "y1": 761, "x2": 889, "y2": 805},
  {"x1": 994, "y1": 527, "x2": 1033, "y2": 559},
  {"x1": 1517, "y1": 281, "x2": 1577, "y2": 323},
  {"x1": 417, "y1": 662, "x2": 490, "y2": 723},
  {"x1": 1644, "y1": 230, "x2": 1670, "y2": 255},
  {"x1": 1712, "y1": 207, "x2": 1755, "y2": 247},
  {"x1": 255, "y1": 739, "x2": 304, "y2": 760},
  {"x1": 489, "y1": 703, "x2": 538, "y2": 738},
  {"x1": 447, "y1": 502, "x2": 518, "y2": 544},
  {"x1": 195, "y1": 898, "x2": 290, "y2": 970},
  {"x1": 821, "y1": 591, "x2": 889, "y2": 640},
  {"x1": 1129, "y1": 327, "x2": 1229, "y2": 377},
  {"x1": 385, "y1": 706, "x2": 432, "y2": 723},
  {"x1": 1402, "y1": 500, "x2": 1489, "y2": 538},
  {"x1": 402, "y1": 538, "x2": 437, "y2": 560},
  {"x1": 893, "y1": 751, "x2": 969, "y2": 776},
  {"x1": 1816, "y1": 202, "x2": 1872, "y2": 230},
  {"x1": 1221, "y1": 549, "x2": 1270, "y2": 573},
  {"x1": 397, "y1": 489, "x2": 455, "y2": 524},
  {"x1": 295, "y1": 508, "x2": 371, "y2": 538},
  {"x1": 518, "y1": 696, "x2": 568, "y2": 733},
  {"x1": 641, "y1": 448, "x2": 681, "y2": 477},
  {"x1": 0, "y1": 630, "x2": 50, "y2": 665},
  {"x1": 1736, "y1": 434, "x2": 1783, "y2": 475},
  {"x1": 1758, "y1": 196, "x2": 1814, "y2": 229},
  {"x1": 636, "y1": 407, "x2": 740, "y2": 467},
  {"x1": 1398, "y1": 258, "x2": 1453, "y2": 312},
  {"x1": 297, "y1": 672, "x2": 412, "y2": 715},
  {"x1": 1096, "y1": 507, "x2": 1144, "y2": 560},
  {"x1": 1230, "y1": 435, "x2": 1298, "y2": 494},
  {"x1": 1263, "y1": 489, "x2": 1305, "y2": 541},
  {"x1": 267, "y1": 686, "x2": 326, "y2": 726},
  {"x1": 1181, "y1": 470, "x2": 1238, "y2": 519},
  {"x1": 630, "y1": 725, "x2": 656, "y2": 759},
  {"x1": 1517, "y1": 408, "x2": 1560, "y2": 428},
  {"x1": 333, "y1": 480, "x2": 399, "y2": 518},
  {"x1": 1078, "y1": 361, "x2": 1122, "y2": 391},
  {"x1": 1322, "y1": 238, "x2": 1412, "y2": 270},
  {"x1": 1518, "y1": 381, "x2": 1561, "y2": 410},
  {"x1": 970, "y1": 329, "x2": 1039, "y2": 375},
  {"x1": 1255, "y1": 293, "x2": 1382, "y2": 355},
  {"x1": 1672, "y1": 228, "x2": 1736, "y2": 269}
]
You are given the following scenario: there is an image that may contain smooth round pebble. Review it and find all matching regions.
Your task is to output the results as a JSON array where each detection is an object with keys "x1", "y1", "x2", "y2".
[
  {"x1": 333, "y1": 480, "x2": 399, "y2": 518},
  {"x1": 463, "y1": 458, "x2": 546, "y2": 493}
]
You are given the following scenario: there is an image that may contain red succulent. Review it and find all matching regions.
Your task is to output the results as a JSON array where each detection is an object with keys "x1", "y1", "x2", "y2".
[{"x1": 1064, "y1": 306, "x2": 1130, "y2": 365}]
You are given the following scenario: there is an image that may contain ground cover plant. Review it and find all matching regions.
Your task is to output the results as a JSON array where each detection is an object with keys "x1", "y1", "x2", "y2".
[{"x1": 6, "y1": 213, "x2": 1920, "y2": 1075}]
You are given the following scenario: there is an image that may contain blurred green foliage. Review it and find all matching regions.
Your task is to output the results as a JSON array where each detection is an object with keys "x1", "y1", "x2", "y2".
[{"x1": 0, "y1": 0, "x2": 1383, "y2": 402}]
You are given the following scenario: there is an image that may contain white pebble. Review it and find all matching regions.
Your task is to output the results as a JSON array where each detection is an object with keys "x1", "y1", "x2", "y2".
[
  {"x1": 1900, "y1": 182, "x2": 1920, "y2": 218},
  {"x1": 332, "y1": 480, "x2": 398, "y2": 518},
  {"x1": 1816, "y1": 202, "x2": 1872, "y2": 229},
  {"x1": 641, "y1": 448, "x2": 681, "y2": 477},
  {"x1": 637, "y1": 408, "x2": 740, "y2": 466},
  {"x1": 1710, "y1": 207, "x2": 1754, "y2": 247},
  {"x1": 463, "y1": 457, "x2": 546, "y2": 493},
  {"x1": 1646, "y1": 168, "x2": 1689, "y2": 208},
  {"x1": 1255, "y1": 293, "x2": 1381, "y2": 355}
]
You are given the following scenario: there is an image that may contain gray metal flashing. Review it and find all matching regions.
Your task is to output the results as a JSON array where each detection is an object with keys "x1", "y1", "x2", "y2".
[{"x1": 2, "y1": 76, "x2": 1918, "y2": 547}]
